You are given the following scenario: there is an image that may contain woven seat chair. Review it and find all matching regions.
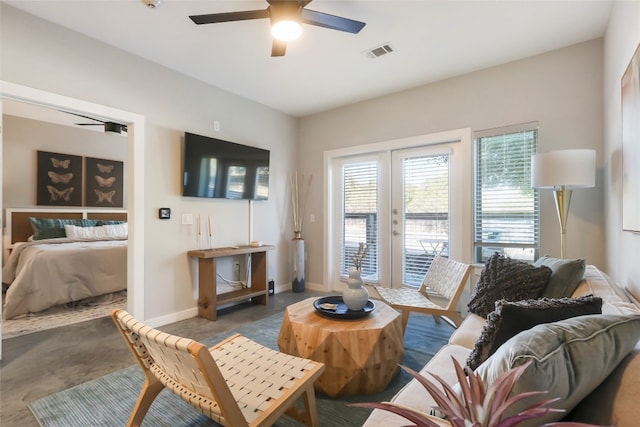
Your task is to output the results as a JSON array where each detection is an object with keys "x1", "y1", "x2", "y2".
[
  {"x1": 376, "y1": 256, "x2": 471, "y2": 333},
  {"x1": 112, "y1": 309, "x2": 325, "y2": 427}
]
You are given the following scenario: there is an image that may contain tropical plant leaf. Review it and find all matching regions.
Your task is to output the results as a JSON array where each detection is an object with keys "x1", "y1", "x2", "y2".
[
  {"x1": 355, "y1": 358, "x2": 604, "y2": 427},
  {"x1": 350, "y1": 401, "x2": 444, "y2": 427}
]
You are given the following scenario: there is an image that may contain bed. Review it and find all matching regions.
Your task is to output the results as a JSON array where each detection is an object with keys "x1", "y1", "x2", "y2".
[{"x1": 2, "y1": 208, "x2": 128, "y2": 320}]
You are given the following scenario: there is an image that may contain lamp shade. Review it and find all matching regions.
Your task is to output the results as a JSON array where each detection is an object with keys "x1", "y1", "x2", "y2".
[{"x1": 531, "y1": 149, "x2": 596, "y2": 189}]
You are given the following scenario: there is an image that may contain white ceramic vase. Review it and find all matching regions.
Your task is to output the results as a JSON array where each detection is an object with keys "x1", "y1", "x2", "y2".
[{"x1": 343, "y1": 268, "x2": 369, "y2": 311}]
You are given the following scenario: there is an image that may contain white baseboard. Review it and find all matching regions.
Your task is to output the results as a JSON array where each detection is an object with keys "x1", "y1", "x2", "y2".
[
  {"x1": 145, "y1": 307, "x2": 198, "y2": 328},
  {"x1": 145, "y1": 282, "x2": 328, "y2": 328}
]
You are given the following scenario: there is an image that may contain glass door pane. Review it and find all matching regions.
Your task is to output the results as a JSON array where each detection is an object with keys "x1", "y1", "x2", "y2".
[{"x1": 392, "y1": 148, "x2": 450, "y2": 288}]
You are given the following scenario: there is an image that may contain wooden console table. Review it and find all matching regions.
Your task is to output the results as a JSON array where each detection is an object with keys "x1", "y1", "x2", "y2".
[{"x1": 188, "y1": 245, "x2": 274, "y2": 320}]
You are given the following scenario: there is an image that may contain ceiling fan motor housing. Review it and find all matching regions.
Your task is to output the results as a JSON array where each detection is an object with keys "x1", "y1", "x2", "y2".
[{"x1": 104, "y1": 122, "x2": 125, "y2": 134}]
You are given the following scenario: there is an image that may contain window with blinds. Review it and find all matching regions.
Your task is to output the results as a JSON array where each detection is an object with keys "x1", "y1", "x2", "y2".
[
  {"x1": 402, "y1": 154, "x2": 449, "y2": 286},
  {"x1": 342, "y1": 161, "x2": 378, "y2": 280},
  {"x1": 473, "y1": 123, "x2": 539, "y2": 263}
]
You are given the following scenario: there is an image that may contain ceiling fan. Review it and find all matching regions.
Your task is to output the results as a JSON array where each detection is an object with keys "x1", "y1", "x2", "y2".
[
  {"x1": 189, "y1": 0, "x2": 366, "y2": 57},
  {"x1": 70, "y1": 112, "x2": 128, "y2": 134}
]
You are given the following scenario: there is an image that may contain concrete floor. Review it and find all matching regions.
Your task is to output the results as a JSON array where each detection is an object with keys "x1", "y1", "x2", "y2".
[{"x1": 0, "y1": 290, "x2": 324, "y2": 426}]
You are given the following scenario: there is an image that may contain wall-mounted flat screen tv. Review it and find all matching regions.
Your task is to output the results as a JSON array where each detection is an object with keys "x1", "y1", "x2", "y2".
[{"x1": 182, "y1": 132, "x2": 270, "y2": 200}]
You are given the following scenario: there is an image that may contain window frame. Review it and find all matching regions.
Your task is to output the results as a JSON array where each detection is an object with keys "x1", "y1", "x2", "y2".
[{"x1": 473, "y1": 122, "x2": 540, "y2": 264}]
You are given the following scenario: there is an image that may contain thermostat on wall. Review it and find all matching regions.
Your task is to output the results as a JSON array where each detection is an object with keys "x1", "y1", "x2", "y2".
[{"x1": 159, "y1": 207, "x2": 171, "y2": 219}]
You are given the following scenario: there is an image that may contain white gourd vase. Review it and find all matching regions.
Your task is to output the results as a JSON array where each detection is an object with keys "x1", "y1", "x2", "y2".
[{"x1": 343, "y1": 268, "x2": 369, "y2": 311}]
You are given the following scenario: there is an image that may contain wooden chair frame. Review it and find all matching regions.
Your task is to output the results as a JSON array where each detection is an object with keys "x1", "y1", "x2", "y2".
[
  {"x1": 376, "y1": 256, "x2": 471, "y2": 333},
  {"x1": 112, "y1": 309, "x2": 325, "y2": 427}
]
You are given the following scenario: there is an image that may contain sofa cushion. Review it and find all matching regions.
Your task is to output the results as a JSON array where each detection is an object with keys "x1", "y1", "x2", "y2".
[
  {"x1": 466, "y1": 295, "x2": 602, "y2": 370},
  {"x1": 362, "y1": 344, "x2": 470, "y2": 427},
  {"x1": 467, "y1": 253, "x2": 551, "y2": 318},
  {"x1": 567, "y1": 346, "x2": 640, "y2": 425},
  {"x1": 535, "y1": 256, "x2": 586, "y2": 299},
  {"x1": 572, "y1": 266, "x2": 640, "y2": 315},
  {"x1": 474, "y1": 314, "x2": 640, "y2": 426},
  {"x1": 449, "y1": 313, "x2": 486, "y2": 349}
]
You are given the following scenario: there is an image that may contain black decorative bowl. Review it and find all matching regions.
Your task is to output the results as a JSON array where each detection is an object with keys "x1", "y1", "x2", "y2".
[{"x1": 313, "y1": 295, "x2": 375, "y2": 319}]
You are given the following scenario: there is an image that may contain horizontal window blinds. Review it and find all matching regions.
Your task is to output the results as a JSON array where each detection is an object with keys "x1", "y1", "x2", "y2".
[
  {"x1": 474, "y1": 124, "x2": 539, "y2": 262},
  {"x1": 343, "y1": 161, "x2": 378, "y2": 279}
]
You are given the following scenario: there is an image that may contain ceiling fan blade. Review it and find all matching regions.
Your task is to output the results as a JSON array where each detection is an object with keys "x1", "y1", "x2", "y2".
[
  {"x1": 64, "y1": 110, "x2": 103, "y2": 123},
  {"x1": 271, "y1": 39, "x2": 287, "y2": 57},
  {"x1": 75, "y1": 123, "x2": 102, "y2": 126},
  {"x1": 301, "y1": 8, "x2": 366, "y2": 34},
  {"x1": 189, "y1": 9, "x2": 269, "y2": 25}
]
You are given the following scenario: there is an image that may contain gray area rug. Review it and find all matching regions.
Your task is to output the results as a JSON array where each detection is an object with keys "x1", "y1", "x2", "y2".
[{"x1": 29, "y1": 310, "x2": 454, "y2": 426}]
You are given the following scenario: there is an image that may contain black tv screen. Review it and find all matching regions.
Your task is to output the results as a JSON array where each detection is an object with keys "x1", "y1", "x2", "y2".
[{"x1": 182, "y1": 132, "x2": 270, "y2": 200}]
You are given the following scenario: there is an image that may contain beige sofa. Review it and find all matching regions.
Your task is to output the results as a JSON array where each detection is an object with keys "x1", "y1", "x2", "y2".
[{"x1": 364, "y1": 265, "x2": 640, "y2": 426}]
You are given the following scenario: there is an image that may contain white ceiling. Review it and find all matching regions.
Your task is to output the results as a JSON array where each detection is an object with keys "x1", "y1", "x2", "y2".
[{"x1": 5, "y1": 0, "x2": 613, "y2": 117}]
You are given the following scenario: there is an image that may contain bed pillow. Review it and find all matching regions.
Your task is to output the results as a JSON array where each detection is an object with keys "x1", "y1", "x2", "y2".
[
  {"x1": 467, "y1": 253, "x2": 552, "y2": 318},
  {"x1": 29, "y1": 217, "x2": 99, "y2": 240},
  {"x1": 466, "y1": 295, "x2": 603, "y2": 370},
  {"x1": 535, "y1": 256, "x2": 586, "y2": 299},
  {"x1": 473, "y1": 314, "x2": 640, "y2": 425},
  {"x1": 64, "y1": 223, "x2": 128, "y2": 240},
  {"x1": 96, "y1": 220, "x2": 126, "y2": 226}
]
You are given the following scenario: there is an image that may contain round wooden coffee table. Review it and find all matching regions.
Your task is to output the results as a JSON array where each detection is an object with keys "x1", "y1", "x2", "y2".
[{"x1": 277, "y1": 297, "x2": 404, "y2": 397}]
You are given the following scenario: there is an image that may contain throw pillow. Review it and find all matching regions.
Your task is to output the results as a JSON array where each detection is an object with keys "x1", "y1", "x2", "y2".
[
  {"x1": 474, "y1": 314, "x2": 640, "y2": 425},
  {"x1": 535, "y1": 256, "x2": 586, "y2": 299},
  {"x1": 28, "y1": 217, "x2": 99, "y2": 240},
  {"x1": 466, "y1": 295, "x2": 603, "y2": 370},
  {"x1": 467, "y1": 253, "x2": 552, "y2": 318}
]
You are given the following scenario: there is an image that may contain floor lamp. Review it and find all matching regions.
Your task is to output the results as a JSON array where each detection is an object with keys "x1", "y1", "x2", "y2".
[{"x1": 531, "y1": 149, "x2": 596, "y2": 259}]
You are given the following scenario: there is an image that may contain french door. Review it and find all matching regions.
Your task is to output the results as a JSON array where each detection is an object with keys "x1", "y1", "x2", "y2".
[
  {"x1": 332, "y1": 131, "x2": 468, "y2": 290},
  {"x1": 391, "y1": 146, "x2": 451, "y2": 288}
]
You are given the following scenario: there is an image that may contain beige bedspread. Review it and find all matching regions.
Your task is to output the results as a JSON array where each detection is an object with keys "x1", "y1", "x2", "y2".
[{"x1": 2, "y1": 238, "x2": 127, "y2": 319}]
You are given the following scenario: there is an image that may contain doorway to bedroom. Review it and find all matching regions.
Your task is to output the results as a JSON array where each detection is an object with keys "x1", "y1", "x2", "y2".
[{"x1": 0, "y1": 82, "x2": 145, "y2": 356}]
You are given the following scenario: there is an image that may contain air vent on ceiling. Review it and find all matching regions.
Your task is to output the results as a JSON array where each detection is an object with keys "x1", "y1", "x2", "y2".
[{"x1": 363, "y1": 43, "x2": 395, "y2": 59}]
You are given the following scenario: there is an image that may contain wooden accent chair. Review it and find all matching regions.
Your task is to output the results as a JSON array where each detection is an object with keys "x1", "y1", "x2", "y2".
[
  {"x1": 376, "y1": 256, "x2": 471, "y2": 333},
  {"x1": 112, "y1": 309, "x2": 325, "y2": 427}
]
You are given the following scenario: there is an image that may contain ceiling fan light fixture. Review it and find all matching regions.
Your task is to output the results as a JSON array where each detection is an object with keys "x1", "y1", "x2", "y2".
[{"x1": 271, "y1": 19, "x2": 302, "y2": 41}]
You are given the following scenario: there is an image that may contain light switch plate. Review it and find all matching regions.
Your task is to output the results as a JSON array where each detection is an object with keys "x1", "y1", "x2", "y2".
[{"x1": 182, "y1": 213, "x2": 193, "y2": 225}]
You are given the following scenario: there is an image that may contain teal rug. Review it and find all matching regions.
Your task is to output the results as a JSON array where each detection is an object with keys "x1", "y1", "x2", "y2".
[{"x1": 28, "y1": 311, "x2": 454, "y2": 426}]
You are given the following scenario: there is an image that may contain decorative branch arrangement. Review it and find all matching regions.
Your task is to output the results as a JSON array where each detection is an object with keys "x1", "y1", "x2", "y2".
[
  {"x1": 352, "y1": 242, "x2": 370, "y2": 271},
  {"x1": 289, "y1": 172, "x2": 312, "y2": 239}
]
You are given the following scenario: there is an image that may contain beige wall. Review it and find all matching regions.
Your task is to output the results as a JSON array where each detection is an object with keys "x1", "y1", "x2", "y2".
[
  {"x1": 604, "y1": 1, "x2": 640, "y2": 301},
  {"x1": 2, "y1": 115, "x2": 128, "y2": 208},
  {"x1": 1, "y1": 4, "x2": 298, "y2": 321},
  {"x1": 1, "y1": 3, "x2": 617, "y2": 318},
  {"x1": 299, "y1": 40, "x2": 605, "y2": 287}
]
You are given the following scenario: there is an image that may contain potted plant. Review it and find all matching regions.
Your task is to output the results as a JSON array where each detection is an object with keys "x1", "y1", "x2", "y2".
[{"x1": 351, "y1": 357, "x2": 602, "y2": 427}]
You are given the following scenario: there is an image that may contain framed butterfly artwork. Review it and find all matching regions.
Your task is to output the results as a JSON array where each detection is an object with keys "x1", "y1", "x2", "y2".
[
  {"x1": 85, "y1": 157, "x2": 124, "y2": 207},
  {"x1": 37, "y1": 150, "x2": 83, "y2": 206}
]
